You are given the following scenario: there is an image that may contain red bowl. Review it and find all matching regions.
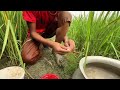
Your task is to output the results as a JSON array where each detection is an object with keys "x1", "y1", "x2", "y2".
[{"x1": 40, "y1": 74, "x2": 60, "y2": 79}]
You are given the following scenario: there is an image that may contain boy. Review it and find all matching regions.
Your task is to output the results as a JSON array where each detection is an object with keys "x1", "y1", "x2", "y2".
[{"x1": 21, "y1": 11, "x2": 75, "y2": 66}]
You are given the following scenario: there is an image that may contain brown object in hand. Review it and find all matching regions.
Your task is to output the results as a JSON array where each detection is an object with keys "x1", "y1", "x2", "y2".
[{"x1": 21, "y1": 38, "x2": 42, "y2": 65}]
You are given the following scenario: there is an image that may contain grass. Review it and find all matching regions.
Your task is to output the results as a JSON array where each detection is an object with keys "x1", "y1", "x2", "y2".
[
  {"x1": 0, "y1": 11, "x2": 27, "y2": 68},
  {"x1": 68, "y1": 11, "x2": 120, "y2": 58},
  {"x1": 0, "y1": 11, "x2": 120, "y2": 78},
  {"x1": 66, "y1": 11, "x2": 120, "y2": 76}
]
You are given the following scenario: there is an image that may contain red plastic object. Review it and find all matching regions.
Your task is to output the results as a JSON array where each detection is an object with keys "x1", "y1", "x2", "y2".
[{"x1": 40, "y1": 74, "x2": 60, "y2": 79}]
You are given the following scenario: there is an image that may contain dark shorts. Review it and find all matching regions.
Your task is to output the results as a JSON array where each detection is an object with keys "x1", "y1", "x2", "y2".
[
  {"x1": 41, "y1": 21, "x2": 58, "y2": 38},
  {"x1": 21, "y1": 11, "x2": 72, "y2": 65}
]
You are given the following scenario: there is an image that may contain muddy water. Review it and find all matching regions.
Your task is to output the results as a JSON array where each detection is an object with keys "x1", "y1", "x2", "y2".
[{"x1": 84, "y1": 63, "x2": 120, "y2": 79}]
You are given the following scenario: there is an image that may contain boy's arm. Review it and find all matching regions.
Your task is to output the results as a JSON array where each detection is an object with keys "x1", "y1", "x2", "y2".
[
  {"x1": 27, "y1": 22, "x2": 54, "y2": 48},
  {"x1": 27, "y1": 22, "x2": 70, "y2": 55}
]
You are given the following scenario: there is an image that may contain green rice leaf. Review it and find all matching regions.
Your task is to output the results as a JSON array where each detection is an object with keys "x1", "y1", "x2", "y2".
[{"x1": 0, "y1": 20, "x2": 10, "y2": 59}]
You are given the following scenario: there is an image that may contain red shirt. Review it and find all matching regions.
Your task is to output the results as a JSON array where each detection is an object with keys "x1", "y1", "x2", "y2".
[{"x1": 22, "y1": 11, "x2": 58, "y2": 36}]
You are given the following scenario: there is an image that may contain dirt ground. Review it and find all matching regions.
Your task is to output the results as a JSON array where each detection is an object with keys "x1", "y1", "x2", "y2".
[
  {"x1": 24, "y1": 47, "x2": 71, "y2": 79},
  {"x1": 0, "y1": 47, "x2": 72, "y2": 79},
  {"x1": 0, "y1": 37, "x2": 75, "y2": 79}
]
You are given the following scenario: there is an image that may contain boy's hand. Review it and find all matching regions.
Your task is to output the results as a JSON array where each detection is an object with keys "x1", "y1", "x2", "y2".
[
  {"x1": 64, "y1": 38, "x2": 75, "y2": 52},
  {"x1": 64, "y1": 36, "x2": 69, "y2": 47},
  {"x1": 67, "y1": 39, "x2": 75, "y2": 52},
  {"x1": 52, "y1": 42, "x2": 70, "y2": 55},
  {"x1": 63, "y1": 36, "x2": 75, "y2": 52}
]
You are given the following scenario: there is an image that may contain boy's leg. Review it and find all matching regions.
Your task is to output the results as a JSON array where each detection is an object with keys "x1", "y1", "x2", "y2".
[
  {"x1": 54, "y1": 11, "x2": 72, "y2": 66},
  {"x1": 41, "y1": 11, "x2": 72, "y2": 46},
  {"x1": 55, "y1": 11, "x2": 72, "y2": 43},
  {"x1": 42, "y1": 11, "x2": 72, "y2": 66},
  {"x1": 21, "y1": 37, "x2": 42, "y2": 65},
  {"x1": 21, "y1": 19, "x2": 58, "y2": 65},
  {"x1": 40, "y1": 11, "x2": 72, "y2": 66},
  {"x1": 41, "y1": 19, "x2": 58, "y2": 48},
  {"x1": 41, "y1": 21, "x2": 58, "y2": 38}
]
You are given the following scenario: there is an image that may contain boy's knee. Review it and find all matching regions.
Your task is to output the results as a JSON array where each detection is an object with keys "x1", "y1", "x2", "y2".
[
  {"x1": 62, "y1": 11, "x2": 72, "y2": 21},
  {"x1": 21, "y1": 50, "x2": 37, "y2": 64},
  {"x1": 21, "y1": 40, "x2": 42, "y2": 65},
  {"x1": 21, "y1": 52, "x2": 41, "y2": 65},
  {"x1": 58, "y1": 11, "x2": 72, "y2": 27}
]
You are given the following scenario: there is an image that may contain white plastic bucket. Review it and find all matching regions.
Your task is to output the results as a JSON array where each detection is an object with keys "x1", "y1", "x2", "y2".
[{"x1": 0, "y1": 66, "x2": 25, "y2": 79}]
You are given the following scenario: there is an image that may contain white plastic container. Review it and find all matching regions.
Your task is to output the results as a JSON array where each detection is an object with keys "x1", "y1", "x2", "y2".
[{"x1": 0, "y1": 66, "x2": 25, "y2": 79}]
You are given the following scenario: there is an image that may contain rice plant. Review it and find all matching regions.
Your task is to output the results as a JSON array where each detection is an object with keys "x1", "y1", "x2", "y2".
[
  {"x1": 0, "y1": 11, "x2": 27, "y2": 68},
  {"x1": 66, "y1": 11, "x2": 120, "y2": 75},
  {"x1": 68, "y1": 11, "x2": 120, "y2": 58},
  {"x1": 0, "y1": 11, "x2": 120, "y2": 77}
]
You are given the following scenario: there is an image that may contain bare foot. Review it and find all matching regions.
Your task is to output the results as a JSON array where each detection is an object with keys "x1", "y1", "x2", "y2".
[{"x1": 52, "y1": 51, "x2": 64, "y2": 67}]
